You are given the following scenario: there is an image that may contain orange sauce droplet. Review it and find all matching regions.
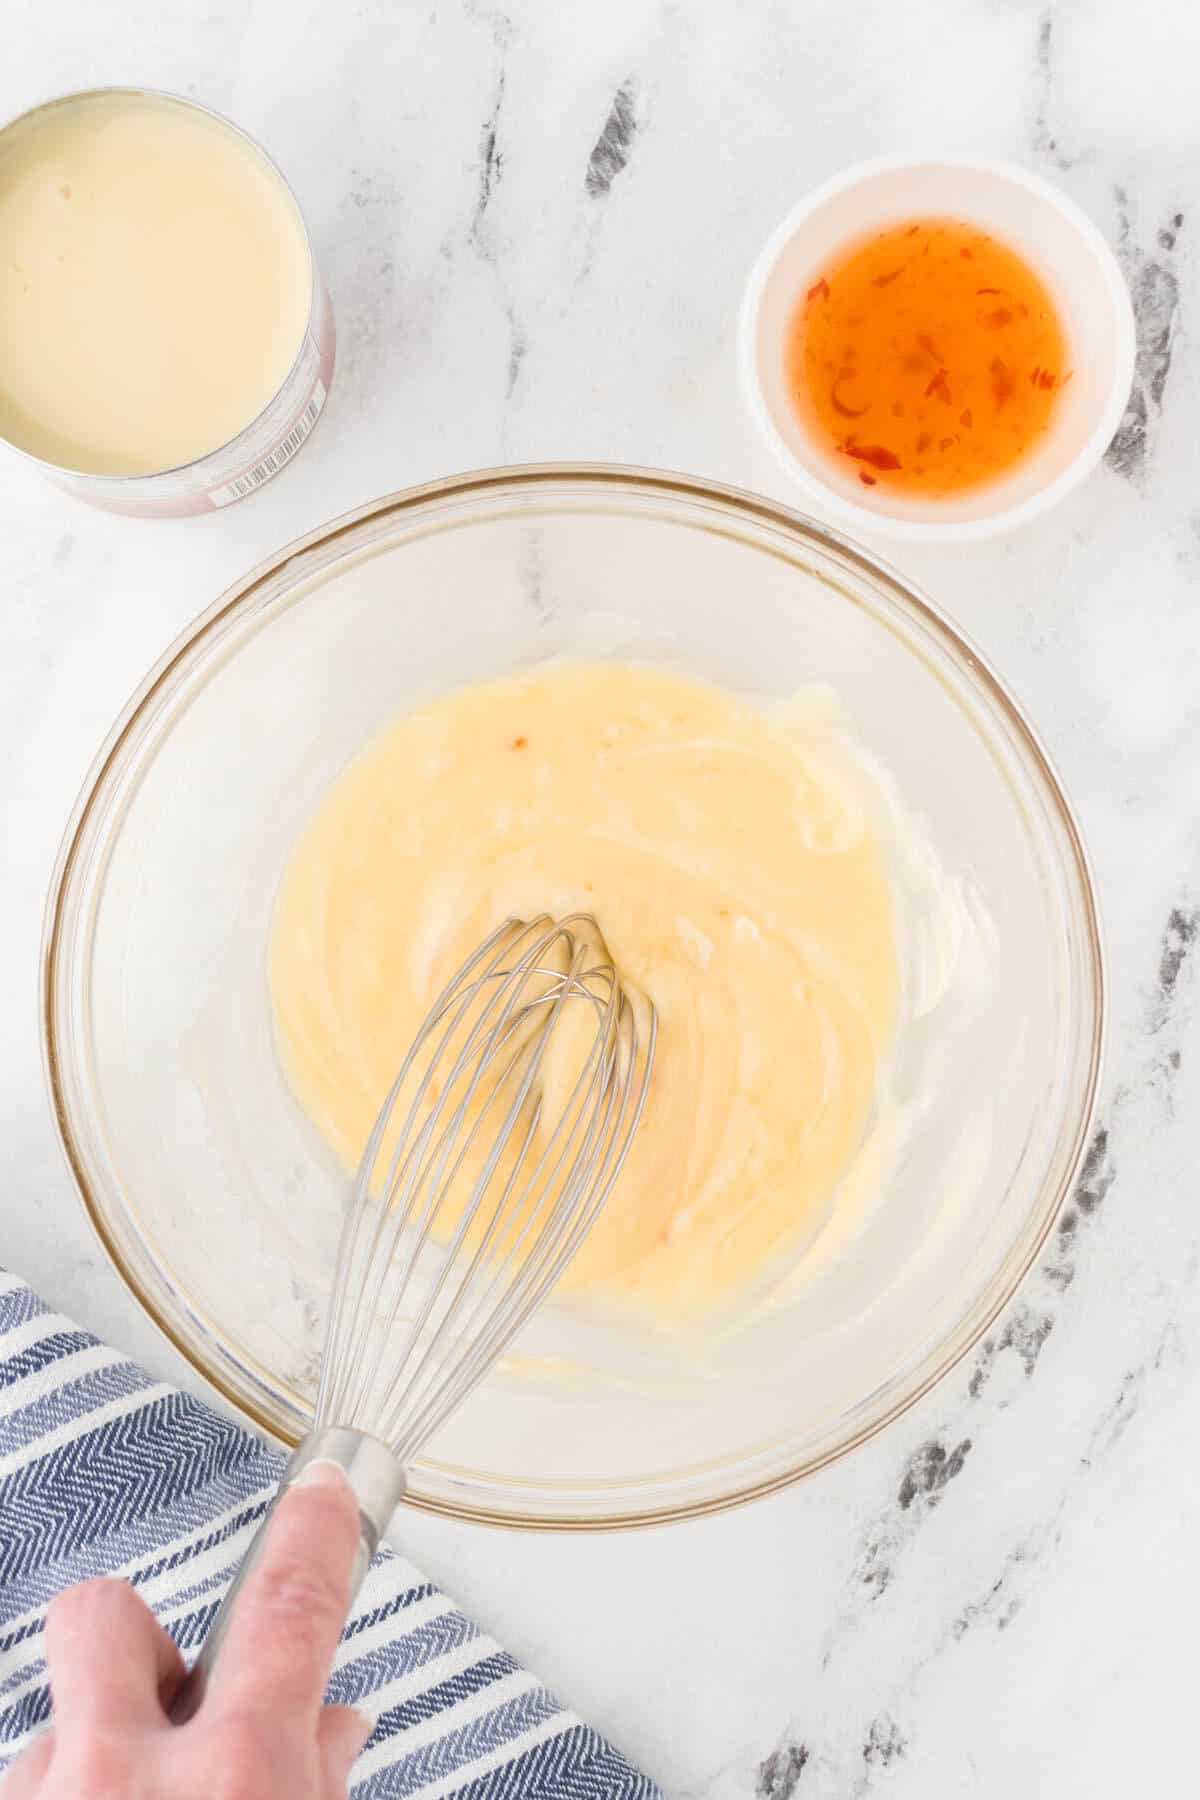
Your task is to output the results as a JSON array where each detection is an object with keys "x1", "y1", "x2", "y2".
[{"x1": 786, "y1": 217, "x2": 1069, "y2": 498}]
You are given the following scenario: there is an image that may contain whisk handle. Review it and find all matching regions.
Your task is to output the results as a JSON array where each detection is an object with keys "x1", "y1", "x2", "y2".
[{"x1": 170, "y1": 1426, "x2": 405, "y2": 1725}]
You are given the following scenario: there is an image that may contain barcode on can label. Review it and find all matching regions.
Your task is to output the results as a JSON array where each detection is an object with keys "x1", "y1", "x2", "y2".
[{"x1": 209, "y1": 382, "x2": 327, "y2": 506}]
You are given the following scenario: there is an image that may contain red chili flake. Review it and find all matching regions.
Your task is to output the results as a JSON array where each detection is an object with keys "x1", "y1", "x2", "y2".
[
  {"x1": 859, "y1": 470, "x2": 877, "y2": 486},
  {"x1": 982, "y1": 307, "x2": 1014, "y2": 328},
  {"x1": 1062, "y1": 369, "x2": 1075, "y2": 386},
  {"x1": 925, "y1": 368, "x2": 952, "y2": 404},
  {"x1": 959, "y1": 246, "x2": 974, "y2": 259},
  {"x1": 806, "y1": 276, "x2": 830, "y2": 306},
  {"x1": 1031, "y1": 367, "x2": 1057, "y2": 390},
  {"x1": 917, "y1": 331, "x2": 945, "y2": 363},
  {"x1": 511, "y1": 735, "x2": 528, "y2": 749},
  {"x1": 976, "y1": 287, "x2": 1002, "y2": 295},
  {"x1": 843, "y1": 443, "x2": 902, "y2": 471},
  {"x1": 990, "y1": 356, "x2": 1015, "y2": 405},
  {"x1": 916, "y1": 430, "x2": 933, "y2": 453},
  {"x1": 959, "y1": 408, "x2": 973, "y2": 428},
  {"x1": 830, "y1": 371, "x2": 869, "y2": 418},
  {"x1": 939, "y1": 436, "x2": 955, "y2": 451},
  {"x1": 906, "y1": 224, "x2": 921, "y2": 237},
  {"x1": 872, "y1": 268, "x2": 903, "y2": 287}
]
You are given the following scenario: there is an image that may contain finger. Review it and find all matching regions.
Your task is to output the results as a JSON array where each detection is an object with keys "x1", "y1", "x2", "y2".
[
  {"x1": 45, "y1": 1579, "x2": 184, "y2": 1726},
  {"x1": 2, "y1": 1728, "x2": 55, "y2": 1796},
  {"x1": 209, "y1": 1462, "x2": 360, "y2": 1719},
  {"x1": 318, "y1": 1704, "x2": 374, "y2": 1789}
]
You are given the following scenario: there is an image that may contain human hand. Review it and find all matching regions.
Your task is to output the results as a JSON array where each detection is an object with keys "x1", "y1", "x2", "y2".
[{"x1": 4, "y1": 1462, "x2": 371, "y2": 1798}]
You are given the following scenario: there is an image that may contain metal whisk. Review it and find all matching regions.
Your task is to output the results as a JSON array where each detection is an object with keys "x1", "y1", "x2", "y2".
[{"x1": 172, "y1": 914, "x2": 654, "y2": 1721}]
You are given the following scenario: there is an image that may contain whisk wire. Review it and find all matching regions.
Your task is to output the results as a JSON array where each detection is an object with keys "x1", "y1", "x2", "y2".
[
  {"x1": 369, "y1": 950, "x2": 586, "y2": 1441},
  {"x1": 379, "y1": 965, "x2": 629, "y2": 1454},
  {"x1": 390, "y1": 1000, "x2": 653, "y2": 1464},
  {"x1": 318, "y1": 918, "x2": 565, "y2": 1427},
  {"x1": 316, "y1": 915, "x2": 654, "y2": 1464},
  {"x1": 367, "y1": 929, "x2": 585, "y2": 1374}
]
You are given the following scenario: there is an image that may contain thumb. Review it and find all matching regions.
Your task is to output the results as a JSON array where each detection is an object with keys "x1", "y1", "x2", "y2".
[
  {"x1": 2, "y1": 1729, "x2": 55, "y2": 1798},
  {"x1": 318, "y1": 1704, "x2": 374, "y2": 1790}
]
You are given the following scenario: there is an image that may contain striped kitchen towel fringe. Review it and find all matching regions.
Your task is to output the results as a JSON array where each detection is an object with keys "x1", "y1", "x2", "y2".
[{"x1": 0, "y1": 1274, "x2": 659, "y2": 1798}]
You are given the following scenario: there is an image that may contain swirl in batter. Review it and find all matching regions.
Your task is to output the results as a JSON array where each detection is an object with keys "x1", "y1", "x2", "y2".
[{"x1": 269, "y1": 662, "x2": 899, "y2": 1315}]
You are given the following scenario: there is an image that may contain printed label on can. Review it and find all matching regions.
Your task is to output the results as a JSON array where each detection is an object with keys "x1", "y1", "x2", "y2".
[{"x1": 208, "y1": 380, "x2": 327, "y2": 508}]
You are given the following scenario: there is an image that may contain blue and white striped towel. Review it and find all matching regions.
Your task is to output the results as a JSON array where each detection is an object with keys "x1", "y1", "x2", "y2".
[{"x1": 0, "y1": 1274, "x2": 659, "y2": 1797}]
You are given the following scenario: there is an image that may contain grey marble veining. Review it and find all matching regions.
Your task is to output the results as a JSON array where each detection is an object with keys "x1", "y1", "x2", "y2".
[{"x1": 2, "y1": 2, "x2": 1200, "y2": 1795}]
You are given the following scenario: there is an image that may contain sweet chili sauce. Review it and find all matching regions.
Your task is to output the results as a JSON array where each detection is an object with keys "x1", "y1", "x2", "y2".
[{"x1": 786, "y1": 217, "x2": 1070, "y2": 498}]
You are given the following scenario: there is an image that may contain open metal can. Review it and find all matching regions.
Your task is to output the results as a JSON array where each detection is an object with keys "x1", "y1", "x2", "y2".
[{"x1": 0, "y1": 88, "x2": 335, "y2": 517}]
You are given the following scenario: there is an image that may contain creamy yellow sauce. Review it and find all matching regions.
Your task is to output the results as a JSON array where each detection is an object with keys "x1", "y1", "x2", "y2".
[
  {"x1": 0, "y1": 91, "x2": 311, "y2": 475},
  {"x1": 269, "y1": 663, "x2": 899, "y2": 1315}
]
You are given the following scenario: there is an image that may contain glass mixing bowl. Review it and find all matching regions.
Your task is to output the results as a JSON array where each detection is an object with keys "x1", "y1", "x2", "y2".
[{"x1": 42, "y1": 466, "x2": 1103, "y2": 1527}]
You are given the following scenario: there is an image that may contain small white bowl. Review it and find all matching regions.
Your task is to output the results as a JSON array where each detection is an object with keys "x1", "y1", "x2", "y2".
[{"x1": 739, "y1": 155, "x2": 1136, "y2": 542}]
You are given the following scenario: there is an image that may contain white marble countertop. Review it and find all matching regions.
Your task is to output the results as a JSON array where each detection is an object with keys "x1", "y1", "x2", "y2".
[{"x1": 3, "y1": 3, "x2": 1198, "y2": 1794}]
